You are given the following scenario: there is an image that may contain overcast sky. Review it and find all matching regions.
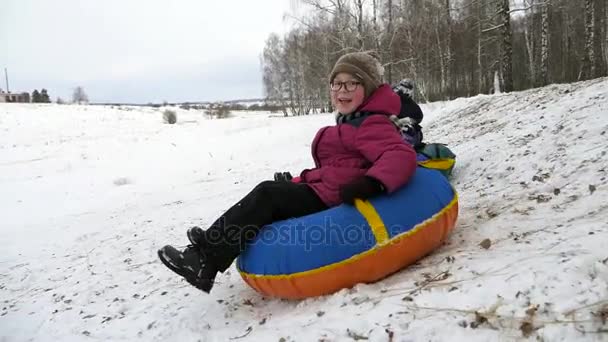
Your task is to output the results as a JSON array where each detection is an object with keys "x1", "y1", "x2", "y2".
[{"x1": 0, "y1": 0, "x2": 295, "y2": 103}]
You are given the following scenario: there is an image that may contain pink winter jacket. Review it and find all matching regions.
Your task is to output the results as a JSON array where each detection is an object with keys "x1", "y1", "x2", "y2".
[{"x1": 300, "y1": 84, "x2": 417, "y2": 206}]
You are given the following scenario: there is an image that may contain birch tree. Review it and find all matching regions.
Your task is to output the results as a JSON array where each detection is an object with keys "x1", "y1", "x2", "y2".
[
  {"x1": 498, "y1": 0, "x2": 513, "y2": 92},
  {"x1": 581, "y1": 0, "x2": 596, "y2": 79},
  {"x1": 539, "y1": 0, "x2": 549, "y2": 86}
]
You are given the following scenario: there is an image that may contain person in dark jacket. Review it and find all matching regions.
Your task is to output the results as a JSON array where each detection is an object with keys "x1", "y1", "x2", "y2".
[
  {"x1": 157, "y1": 52, "x2": 417, "y2": 293},
  {"x1": 393, "y1": 78, "x2": 423, "y2": 123},
  {"x1": 392, "y1": 79, "x2": 424, "y2": 147}
]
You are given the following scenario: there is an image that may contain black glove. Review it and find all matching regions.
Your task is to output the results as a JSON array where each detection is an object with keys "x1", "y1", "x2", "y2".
[
  {"x1": 339, "y1": 176, "x2": 385, "y2": 205},
  {"x1": 274, "y1": 171, "x2": 293, "y2": 182}
]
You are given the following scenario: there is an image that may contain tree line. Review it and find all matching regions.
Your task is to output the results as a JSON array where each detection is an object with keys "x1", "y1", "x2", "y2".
[
  {"x1": 261, "y1": 0, "x2": 608, "y2": 113},
  {"x1": 31, "y1": 89, "x2": 51, "y2": 103},
  {"x1": 28, "y1": 86, "x2": 89, "y2": 104}
]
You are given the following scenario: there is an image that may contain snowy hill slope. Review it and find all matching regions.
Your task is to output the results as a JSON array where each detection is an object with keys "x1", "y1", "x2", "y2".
[{"x1": 1, "y1": 78, "x2": 607, "y2": 341}]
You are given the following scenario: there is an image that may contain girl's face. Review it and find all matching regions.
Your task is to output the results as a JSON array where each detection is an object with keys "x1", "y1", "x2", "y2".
[{"x1": 330, "y1": 73, "x2": 365, "y2": 115}]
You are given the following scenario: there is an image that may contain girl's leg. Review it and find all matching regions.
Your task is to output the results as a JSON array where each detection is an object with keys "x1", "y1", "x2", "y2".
[
  {"x1": 201, "y1": 181, "x2": 327, "y2": 271},
  {"x1": 158, "y1": 181, "x2": 326, "y2": 293}
]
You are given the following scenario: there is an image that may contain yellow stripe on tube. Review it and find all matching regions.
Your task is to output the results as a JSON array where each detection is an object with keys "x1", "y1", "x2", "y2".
[
  {"x1": 354, "y1": 198, "x2": 389, "y2": 245},
  {"x1": 417, "y1": 158, "x2": 455, "y2": 170}
]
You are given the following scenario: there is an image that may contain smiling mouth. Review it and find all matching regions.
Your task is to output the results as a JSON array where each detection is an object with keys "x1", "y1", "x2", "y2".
[{"x1": 338, "y1": 98, "x2": 352, "y2": 105}]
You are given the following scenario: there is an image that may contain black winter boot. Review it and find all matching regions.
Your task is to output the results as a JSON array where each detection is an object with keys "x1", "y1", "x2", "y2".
[
  {"x1": 157, "y1": 245, "x2": 218, "y2": 293},
  {"x1": 186, "y1": 226, "x2": 237, "y2": 273}
]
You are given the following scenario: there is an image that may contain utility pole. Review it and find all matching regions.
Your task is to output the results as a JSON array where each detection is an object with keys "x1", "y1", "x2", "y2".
[{"x1": 4, "y1": 68, "x2": 9, "y2": 93}]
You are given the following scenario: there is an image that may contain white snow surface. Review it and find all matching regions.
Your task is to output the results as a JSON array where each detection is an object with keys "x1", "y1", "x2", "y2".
[{"x1": 1, "y1": 79, "x2": 607, "y2": 341}]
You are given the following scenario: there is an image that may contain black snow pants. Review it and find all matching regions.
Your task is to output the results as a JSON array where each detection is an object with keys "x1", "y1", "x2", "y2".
[{"x1": 202, "y1": 180, "x2": 328, "y2": 272}]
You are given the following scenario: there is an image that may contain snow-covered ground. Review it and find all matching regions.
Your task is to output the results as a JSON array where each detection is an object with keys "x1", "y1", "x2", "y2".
[{"x1": 1, "y1": 78, "x2": 607, "y2": 341}]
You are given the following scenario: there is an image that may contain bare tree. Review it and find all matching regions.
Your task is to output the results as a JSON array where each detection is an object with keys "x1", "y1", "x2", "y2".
[
  {"x1": 385, "y1": 0, "x2": 394, "y2": 84},
  {"x1": 605, "y1": 0, "x2": 608, "y2": 68},
  {"x1": 539, "y1": 0, "x2": 549, "y2": 86},
  {"x1": 499, "y1": 0, "x2": 513, "y2": 92},
  {"x1": 581, "y1": 0, "x2": 596, "y2": 79},
  {"x1": 302, "y1": 0, "x2": 355, "y2": 54},
  {"x1": 435, "y1": 8, "x2": 447, "y2": 96},
  {"x1": 262, "y1": 34, "x2": 289, "y2": 115},
  {"x1": 596, "y1": 0, "x2": 607, "y2": 75},
  {"x1": 523, "y1": 0, "x2": 536, "y2": 86},
  {"x1": 284, "y1": 31, "x2": 307, "y2": 115},
  {"x1": 444, "y1": 0, "x2": 453, "y2": 97},
  {"x1": 476, "y1": 0, "x2": 486, "y2": 94},
  {"x1": 355, "y1": 0, "x2": 364, "y2": 49},
  {"x1": 72, "y1": 86, "x2": 89, "y2": 104},
  {"x1": 372, "y1": 0, "x2": 381, "y2": 53}
]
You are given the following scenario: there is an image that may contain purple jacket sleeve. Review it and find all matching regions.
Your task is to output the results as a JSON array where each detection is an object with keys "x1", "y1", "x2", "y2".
[{"x1": 354, "y1": 115, "x2": 417, "y2": 193}]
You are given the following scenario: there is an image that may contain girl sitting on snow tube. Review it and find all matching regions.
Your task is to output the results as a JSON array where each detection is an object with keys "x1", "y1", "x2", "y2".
[{"x1": 158, "y1": 51, "x2": 418, "y2": 294}]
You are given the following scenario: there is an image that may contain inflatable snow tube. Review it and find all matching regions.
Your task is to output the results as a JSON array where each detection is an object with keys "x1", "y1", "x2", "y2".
[{"x1": 237, "y1": 166, "x2": 458, "y2": 299}]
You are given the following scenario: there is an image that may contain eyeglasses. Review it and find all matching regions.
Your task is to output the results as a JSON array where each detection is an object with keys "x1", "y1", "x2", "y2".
[{"x1": 330, "y1": 80, "x2": 361, "y2": 92}]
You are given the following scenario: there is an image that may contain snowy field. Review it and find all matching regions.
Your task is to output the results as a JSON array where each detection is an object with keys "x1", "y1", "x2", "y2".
[{"x1": 1, "y1": 78, "x2": 607, "y2": 341}]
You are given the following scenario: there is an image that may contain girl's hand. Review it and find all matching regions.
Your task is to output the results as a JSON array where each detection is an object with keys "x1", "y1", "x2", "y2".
[
  {"x1": 339, "y1": 176, "x2": 385, "y2": 205},
  {"x1": 273, "y1": 172, "x2": 293, "y2": 182}
]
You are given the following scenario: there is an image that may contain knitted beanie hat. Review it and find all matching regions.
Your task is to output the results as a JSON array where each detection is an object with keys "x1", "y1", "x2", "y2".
[{"x1": 329, "y1": 51, "x2": 384, "y2": 98}]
